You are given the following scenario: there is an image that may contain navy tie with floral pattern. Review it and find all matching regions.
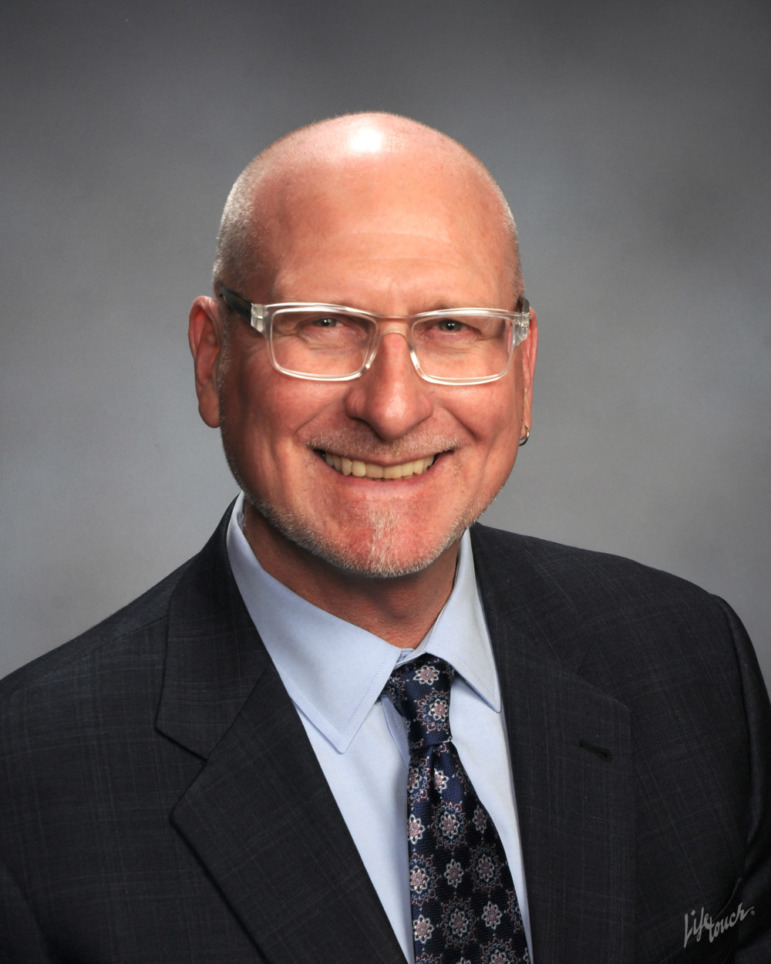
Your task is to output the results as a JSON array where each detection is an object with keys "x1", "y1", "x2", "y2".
[{"x1": 385, "y1": 654, "x2": 530, "y2": 964}]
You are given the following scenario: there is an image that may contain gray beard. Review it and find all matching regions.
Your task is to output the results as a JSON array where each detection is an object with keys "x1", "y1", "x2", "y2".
[{"x1": 241, "y1": 487, "x2": 471, "y2": 579}]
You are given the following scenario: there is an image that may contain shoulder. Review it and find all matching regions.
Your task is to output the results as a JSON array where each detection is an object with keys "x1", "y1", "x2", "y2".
[
  {"x1": 0, "y1": 504, "x2": 246, "y2": 765},
  {"x1": 0, "y1": 559, "x2": 189, "y2": 701},
  {"x1": 0, "y1": 559, "x2": 196, "y2": 763},
  {"x1": 0, "y1": 508, "x2": 235, "y2": 707},
  {"x1": 469, "y1": 522, "x2": 765, "y2": 710},
  {"x1": 471, "y1": 521, "x2": 707, "y2": 596},
  {"x1": 469, "y1": 520, "x2": 732, "y2": 626}
]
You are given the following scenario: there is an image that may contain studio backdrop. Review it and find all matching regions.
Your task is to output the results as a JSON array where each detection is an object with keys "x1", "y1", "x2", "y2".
[{"x1": 2, "y1": 0, "x2": 769, "y2": 685}]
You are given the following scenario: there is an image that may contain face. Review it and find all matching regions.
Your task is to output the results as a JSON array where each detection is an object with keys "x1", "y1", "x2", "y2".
[{"x1": 190, "y1": 147, "x2": 537, "y2": 588}]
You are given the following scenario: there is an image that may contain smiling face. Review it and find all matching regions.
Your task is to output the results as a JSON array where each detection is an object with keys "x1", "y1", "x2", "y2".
[{"x1": 190, "y1": 116, "x2": 537, "y2": 595}]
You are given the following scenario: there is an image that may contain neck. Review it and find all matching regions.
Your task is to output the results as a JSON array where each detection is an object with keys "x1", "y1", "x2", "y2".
[{"x1": 242, "y1": 507, "x2": 460, "y2": 649}]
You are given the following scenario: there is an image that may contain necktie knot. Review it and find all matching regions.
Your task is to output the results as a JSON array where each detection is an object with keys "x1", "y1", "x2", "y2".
[{"x1": 385, "y1": 654, "x2": 455, "y2": 749}]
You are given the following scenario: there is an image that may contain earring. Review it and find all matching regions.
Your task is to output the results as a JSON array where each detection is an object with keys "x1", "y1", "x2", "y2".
[{"x1": 518, "y1": 425, "x2": 530, "y2": 446}]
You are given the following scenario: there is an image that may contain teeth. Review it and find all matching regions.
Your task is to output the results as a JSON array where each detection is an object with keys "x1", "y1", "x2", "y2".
[{"x1": 322, "y1": 452, "x2": 437, "y2": 479}]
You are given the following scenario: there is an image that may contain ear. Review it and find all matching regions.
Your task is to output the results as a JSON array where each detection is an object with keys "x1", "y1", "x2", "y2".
[
  {"x1": 188, "y1": 295, "x2": 224, "y2": 428},
  {"x1": 519, "y1": 306, "x2": 538, "y2": 429}
]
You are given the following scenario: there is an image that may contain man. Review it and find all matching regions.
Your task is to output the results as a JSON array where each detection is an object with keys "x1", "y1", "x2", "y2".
[{"x1": 1, "y1": 113, "x2": 769, "y2": 962}]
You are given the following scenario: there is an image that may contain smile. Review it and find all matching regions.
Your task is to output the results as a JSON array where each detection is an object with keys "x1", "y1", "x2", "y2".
[{"x1": 320, "y1": 452, "x2": 437, "y2": 480}]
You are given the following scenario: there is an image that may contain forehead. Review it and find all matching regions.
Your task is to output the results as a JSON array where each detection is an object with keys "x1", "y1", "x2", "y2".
[
  {"x1": 273, "y1": 233, "x2": 505, "y2": 310},
  {"x1": 250, "y1": 151, "x2": 516, "y2": 307}
]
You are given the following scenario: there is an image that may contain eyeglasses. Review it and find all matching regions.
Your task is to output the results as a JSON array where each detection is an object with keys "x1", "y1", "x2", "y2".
[{"x1": 218, "y1": 286, "x2": 530, "y2": 386}]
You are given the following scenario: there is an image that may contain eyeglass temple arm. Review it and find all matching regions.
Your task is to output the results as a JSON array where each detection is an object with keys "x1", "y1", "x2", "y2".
[{"x1": 218, "y1": 286, "x2": 266, "y2": 332}]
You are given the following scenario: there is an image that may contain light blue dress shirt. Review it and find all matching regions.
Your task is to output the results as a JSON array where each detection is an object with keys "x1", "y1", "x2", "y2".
[{"x1": 226, "y1": 494, "x2": 532, "y2": 961}]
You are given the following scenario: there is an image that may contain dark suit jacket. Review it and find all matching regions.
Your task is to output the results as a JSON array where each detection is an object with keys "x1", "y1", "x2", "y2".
[{"x1": 1, "y1": 513, "x2": 769, "y2": 962}]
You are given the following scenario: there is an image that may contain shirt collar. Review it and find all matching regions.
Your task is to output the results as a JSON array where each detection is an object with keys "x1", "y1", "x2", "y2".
[{"x1": 226, "y1": 494, "x2": 500, "y2": 753}]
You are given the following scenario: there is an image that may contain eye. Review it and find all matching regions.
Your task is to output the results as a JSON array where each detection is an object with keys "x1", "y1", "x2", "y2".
[
  {"x1": 419, "y1": 315, "x2": 482, "y2": 339},
  {"x1": 280, "y1": 310, "x2": 372, "y2": 347},
  {"x1": 435, "y1": 317, "x2": 468, "y2": 333}
]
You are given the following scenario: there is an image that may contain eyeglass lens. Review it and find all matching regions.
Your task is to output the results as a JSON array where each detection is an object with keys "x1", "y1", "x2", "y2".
[{"x1": 269, "y1": 307, "x2": 516, "y2": 379}]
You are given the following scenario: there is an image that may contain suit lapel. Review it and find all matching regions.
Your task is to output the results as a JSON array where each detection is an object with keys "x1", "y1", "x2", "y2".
[
  {"x1": 471, "y1": 525, "x2": 636, "y2": 964},
  {"x1": 156, "y1": 516, "x2": 405, "y2": 963}
]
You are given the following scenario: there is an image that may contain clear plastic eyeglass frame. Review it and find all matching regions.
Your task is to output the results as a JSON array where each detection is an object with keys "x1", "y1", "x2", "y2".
[{"x1": 218, "y1": 285, "x2": 530, "y2": 385}]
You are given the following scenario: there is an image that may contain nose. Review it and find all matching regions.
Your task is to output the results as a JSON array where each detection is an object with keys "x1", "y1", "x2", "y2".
[{"x1": 343, "y1": 330, "x2": 434, "y2": 441}]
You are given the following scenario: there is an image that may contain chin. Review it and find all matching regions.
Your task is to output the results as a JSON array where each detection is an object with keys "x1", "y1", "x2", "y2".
[{"x1": 248, "y1": 496, "x2": 472, "y2": 579}]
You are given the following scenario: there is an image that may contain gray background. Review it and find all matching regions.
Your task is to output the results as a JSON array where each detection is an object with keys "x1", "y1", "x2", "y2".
[{"x1": 2, "y1": 0, "x2": 769, "y2": 687}]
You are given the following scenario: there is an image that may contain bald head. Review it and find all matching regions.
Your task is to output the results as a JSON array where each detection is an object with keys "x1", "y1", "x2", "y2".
[
  {"x1": 212, "y1": 113, "x2": 521, "y2": 301},
  {"x1": 190, "y1": 112, "x2": 537, "y2": 586}
]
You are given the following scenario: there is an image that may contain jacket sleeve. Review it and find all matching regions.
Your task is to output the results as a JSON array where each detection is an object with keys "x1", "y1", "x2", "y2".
[{"x1": 722, "y1": 599, "x2": 771, "y2": 961}]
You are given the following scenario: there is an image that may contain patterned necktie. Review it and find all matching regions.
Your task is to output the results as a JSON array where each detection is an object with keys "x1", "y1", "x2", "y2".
[{"x1": 384, "y1": 654, "x2": 530, "y2": 964}]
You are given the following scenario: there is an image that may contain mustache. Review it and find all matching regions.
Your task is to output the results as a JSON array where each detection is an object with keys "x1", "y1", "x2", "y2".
[{"x1": 305, "y1": 427, "x2": 461, "y2": 462}]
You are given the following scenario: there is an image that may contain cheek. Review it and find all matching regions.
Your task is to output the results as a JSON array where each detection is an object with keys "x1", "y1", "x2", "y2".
[
  {"x1": 216, "y1": 359, "x2": 276, "y2": 475},
  {"x1": 463, "y1": 387, "x2": 521, "y2": 493},
  {"x1": 456, "y1": 380, "x2": 520, "y2": 451},
  {"x1": 221, "y1": 361, "x2": 340, "y2": 469}
]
